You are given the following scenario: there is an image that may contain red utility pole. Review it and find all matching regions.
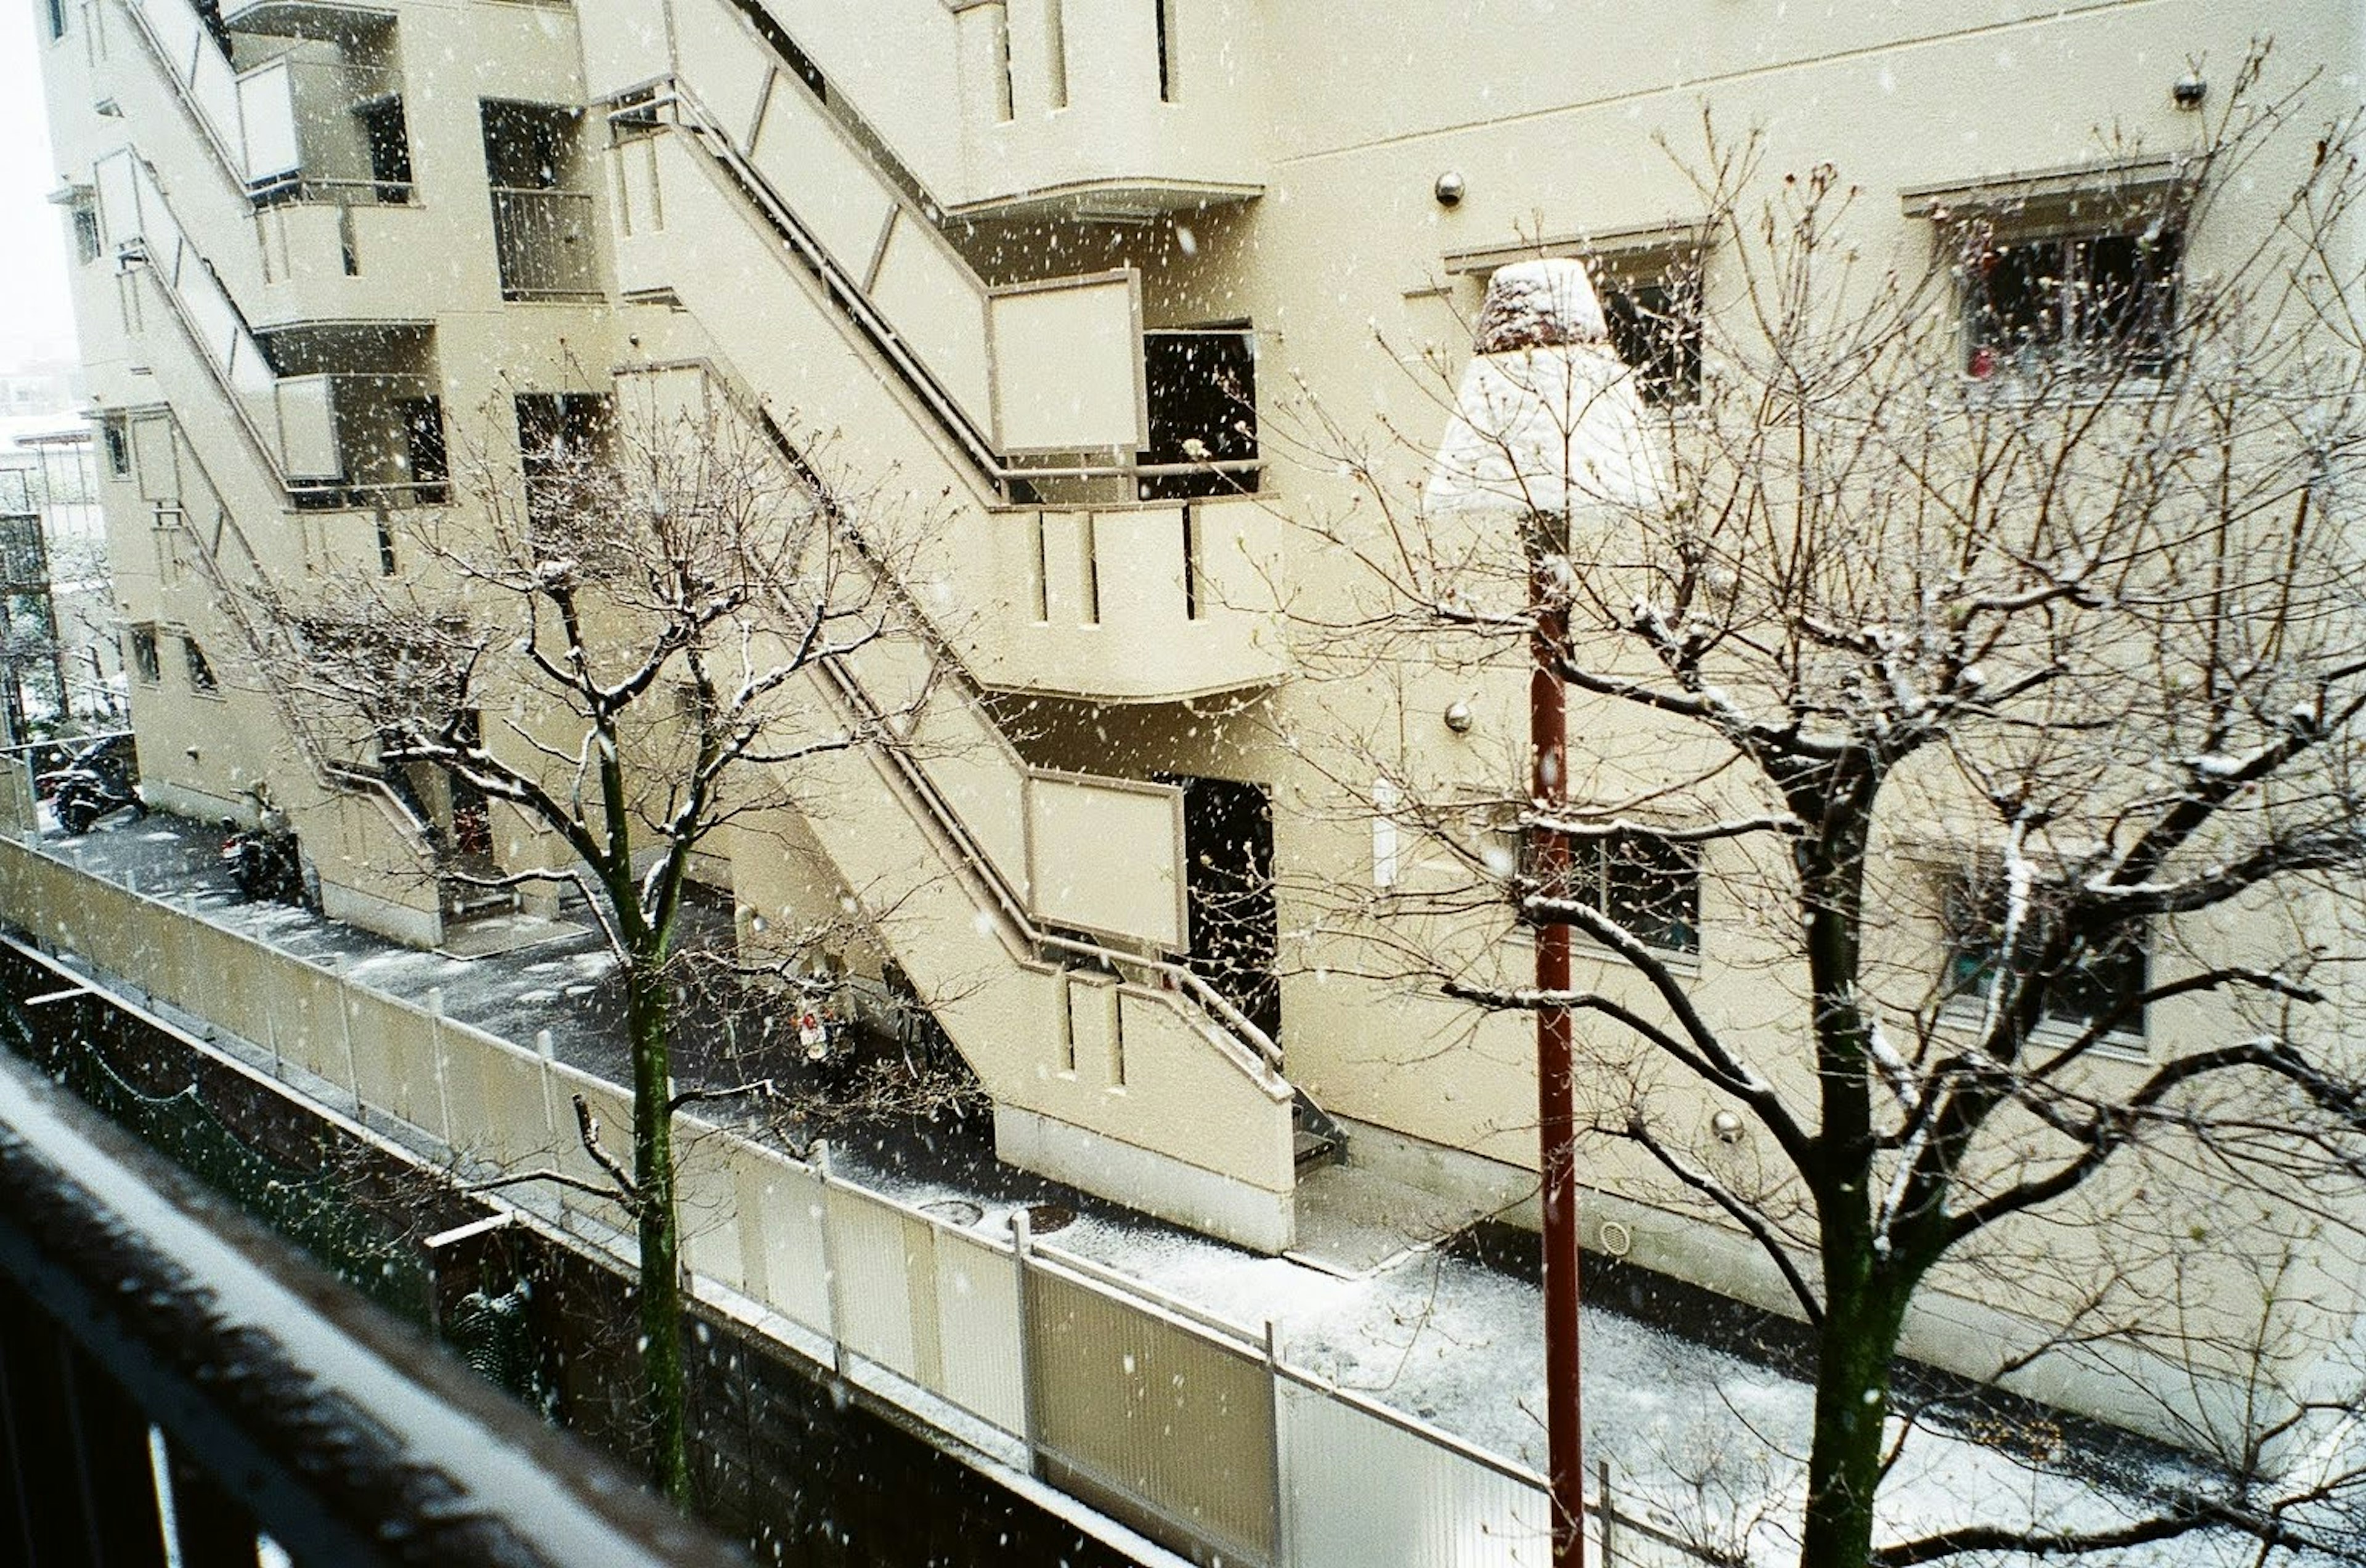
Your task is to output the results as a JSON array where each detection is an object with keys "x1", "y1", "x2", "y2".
[{"x1": 1530, "y1": 516, "x2": 1584, "y2": 1567}]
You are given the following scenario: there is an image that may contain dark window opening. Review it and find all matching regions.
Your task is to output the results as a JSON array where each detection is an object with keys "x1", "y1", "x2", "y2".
[
  {"x1": 400, "y1": 396, "x2": 449, "y2": 503},
  {"x1": 1532, "y1": 829, "x2": 1702, "y2": 954},
  {"x1": 1153, "y1": 0, "x2": 1174, "y2": 102},
  {"x1": 44, "y1": 0, "x2": 65, "y2": 41},
  {"x1": 129, "y1": 627, "x2": 161, "y2": 684},
  {"x1": 1963, "y1": 227, "x2": 2181, "y2": 378},
  {"x1": 182, "y1": 637, "x2": 217, "y2": 694},
  {"x1": 1601, "y1": 273, "x2": 1702, "y2": 407},
  {"x1": 1171, "y1": 774, "x2": 1279, "y2": 1045},
  {"x1": 1139, "y1": 328, "x2": 1257, "y2": 501},
  {"x1": 480, "y1": 100, "x2": 575, "y2": 190},
  {"x1": 70, "y1": 201, "x2": 100, "y2": 264},
  {"x1": 1942, "y1": 871, "x2": 2148, "y2": 1035},
  {"x1": 102, "y1": 421, "x2": 131, "y2": 479},
  {"x1": 356, "y1": 97, "x2": 414, "y2": 203},
  {"x1": 448, "y1": 709, "x2": 492, "y2": 860},
  {"x1": 514, "y1": 392, "x2": 613, "y2": 542}
]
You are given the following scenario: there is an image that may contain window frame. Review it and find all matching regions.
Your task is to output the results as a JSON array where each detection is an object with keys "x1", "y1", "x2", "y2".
[
  {"x1": 1522, "y1": 824, "x2": 1704, "y2": 957},
  {"x1": 100, "y1": 418, "x2": 132, "y2": 479},
  {"x1": 1936, "y1": 864, "x2": 2150, "y2": 1048},
  {"x1": 1901, "y1": 160, "x2": 2192, "y2": 388},
  {"x1": 68, "y1": 197, "x2": 100, "y2": 264},
  {"x1": 1954, "y1": 222, "x2": 2182, "y2": 382},
  {"x1": 129, "y1": 625, "x2": 161, "y2": 685},
  {"x1": 181, "y1": 635, "x2": 219, "y2": 696}
]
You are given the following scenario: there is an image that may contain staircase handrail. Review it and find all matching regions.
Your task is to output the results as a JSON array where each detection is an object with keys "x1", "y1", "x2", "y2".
[
  {"x1": 109, "y1": 205, "x2": 436, "y2": 858},
  {"x1": 110, "y1": 0, "x2": 258, "y2": 199},
  {"x1": 634, "y1": 354, "x2": 1287, "y2": 1086},
  {"x1": 658, "y1": 79, "x2": 1010, "y2": 487}
]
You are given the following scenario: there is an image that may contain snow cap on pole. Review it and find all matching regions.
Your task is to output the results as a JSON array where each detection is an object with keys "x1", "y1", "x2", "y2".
[
  {"x1": 1423, "y1": 256, "x2": 1667, "y2": 523},
  {"x1": 1473, "y1": 259, "x2": 1609, "y2": 353}
]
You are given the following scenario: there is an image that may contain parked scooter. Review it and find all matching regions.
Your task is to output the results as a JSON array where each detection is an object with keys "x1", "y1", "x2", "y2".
[
  {"x1": 219, "y1": 821, "x2": 307, "y2": 905},
  {"x1": 38, "y1": 737, "x2": 144, "y2": 835}
]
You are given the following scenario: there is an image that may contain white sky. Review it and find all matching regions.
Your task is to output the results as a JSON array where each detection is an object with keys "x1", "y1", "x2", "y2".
[{"x1": 0, "y1": 0, "x2": 83, "y2": 371}]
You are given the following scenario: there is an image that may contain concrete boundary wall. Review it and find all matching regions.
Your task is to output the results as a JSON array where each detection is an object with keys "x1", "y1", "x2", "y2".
[{"x1": 0, "y1": 835, "x2": 1718, "y2": 1568}]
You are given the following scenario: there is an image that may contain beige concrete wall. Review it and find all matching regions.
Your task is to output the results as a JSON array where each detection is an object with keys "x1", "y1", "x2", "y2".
[{"x1": 41, "y1": 0, "x2": 2366, "y2": 1433}]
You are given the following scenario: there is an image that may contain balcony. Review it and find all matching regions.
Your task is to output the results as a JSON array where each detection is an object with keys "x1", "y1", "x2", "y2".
[
  {"x1": 492, "y1": 187, "x2": 601, "y2": 301},
  {"x1": 116, "y1": 0, "x2": 415, "y2": 205},
  {"x1": 275, "y1": 372, "x2": 449, "y2": 511},
  {"x1": 755, "y1": 0, "x2": 1264, "y2": 217},
  {"x1": 979, "y1": 491, "x2": 1283, "y2": 701},
  {"x1": 239, "y1": 55, "x2": 413, "y2": 205}
]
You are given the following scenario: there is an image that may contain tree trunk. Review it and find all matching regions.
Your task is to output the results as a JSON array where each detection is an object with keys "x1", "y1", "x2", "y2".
[
  {"x1": 1799, "y1": 1271, "x2": 1907, "y2": 1568},
  {"x1": 625, "y1": 957, "x2": 692, "y2": 1505}
]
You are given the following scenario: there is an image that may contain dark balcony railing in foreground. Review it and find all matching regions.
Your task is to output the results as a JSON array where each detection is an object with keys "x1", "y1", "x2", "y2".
[{"x1": 0, "y1": 1048, "x2": 743, "y2": 1568}]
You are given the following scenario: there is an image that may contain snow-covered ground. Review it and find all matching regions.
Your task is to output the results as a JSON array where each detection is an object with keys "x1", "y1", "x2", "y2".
[{"x1": 30, "y1": 809, "x2": 2362, "y2": 1566}]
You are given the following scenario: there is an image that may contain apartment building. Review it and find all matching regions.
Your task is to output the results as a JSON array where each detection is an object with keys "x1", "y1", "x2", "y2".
[
  {"x1": 0, "y1": 430, "x2": 113, "y2": 737},
  {"x1": 34, "y1": 0, "x2": 2366, "y2": 1446}
]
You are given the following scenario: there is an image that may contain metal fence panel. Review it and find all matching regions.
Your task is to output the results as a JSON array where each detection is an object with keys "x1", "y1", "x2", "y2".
[
  {"x1": 1028, "y1": 1265, "x2": 1277, "y2": 1567},
  {"x1": 673, "y1": 1121, "x2": 746, "y2": 1293},
  {"x1": 466, "y1": 1041, "x2": 557, "y2": 1169},
  {"x1": 826, "y1": 1184, "x2": 938, "y2": 1386},
  {"x1": 1279, "y1": 1379, "x2": 1551, "y2": 1567},
  {"x1": 930, "y1": 1225, "x2": 1023, "y2": 1434},
  {"x1": 733, "y1": 1146, "x2": 827, "y2": 1333},
  {"x1": 259, "y1": 961, "x2": 342, "y2": 1085},
  {"x1": 547, "y1": 1069, "x2": 640, "y2": 1232}
]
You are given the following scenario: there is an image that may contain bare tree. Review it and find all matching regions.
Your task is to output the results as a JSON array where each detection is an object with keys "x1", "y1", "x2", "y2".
[
  {"x1": 245, "y1": 376, "x2": 916, "y2": 1503},
  {"x1": 1283, "y1": 56, "x2": 2366, "y2": 1567}
]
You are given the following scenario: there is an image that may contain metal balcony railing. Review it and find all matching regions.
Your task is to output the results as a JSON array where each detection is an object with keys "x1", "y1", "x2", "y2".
[
  {"x1": 491, "y1": 187, "x2": 601, "y2": 301},
  {"x1": 0, "y1": 1046, "x2": 744, "y2": 1568}
]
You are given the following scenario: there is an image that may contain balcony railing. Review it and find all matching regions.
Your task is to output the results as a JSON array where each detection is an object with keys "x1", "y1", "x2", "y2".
[
  {"x1": 0, "y1": 1039, "x2": 743, "y2": 1568},
  {"x1": 275, "y1": 372, "x2": 450, "y2": 510},
  {"x1": 240, "y1": 59, "x2": 414, "y2": 205},
  {"x1": 491, "y1": 187, "x2": 601, "y2": 301}
]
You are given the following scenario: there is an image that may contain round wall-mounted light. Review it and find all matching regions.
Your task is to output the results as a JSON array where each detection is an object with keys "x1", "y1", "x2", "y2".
[
  {"x1": 1710, "y1": 1110, "x2": 1746, "y2": 1144},
  {"x1": 1443, "y1": 699, "x2": 1475, "y2": 734},
  {"x1": 2171, "y1": 73, "x2": 2206, "y2": 110},
  {"x1": 1433, "y1": 169, "x2": 1466, "y2": 208}
]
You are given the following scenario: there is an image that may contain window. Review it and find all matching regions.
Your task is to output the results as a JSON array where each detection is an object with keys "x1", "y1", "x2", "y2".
[
  {"x1": 1597, "y1": 262, "x2": 1702, "y2": 407},
  {"x1": 1532, "y1": 829, "x2": 1701, "y2": 954},
  {"x1": 101, "y1": 418, "x2": 132, "y2": 479},
  {"x1": 1139, "y1": 327, "x2": 1257, "y2": 500},
  {"x1": 182, "y1": 636, "x2": 217, "y2": 694},
  {"x1": 1904, "y1": 161, "x2": 2188, "y2": 383},
  {"x1": 1960, "y1": 226, "x2": 2180, "y2": 380},
  {"x1": 44, "y1": 0, "x2": 65, "y2": 41},
  {"x1": 129, "y1": 625, "x2": 161, "y2": 684},
  {"x1": 69, "y1": 198, "x2": 100, "y2": 264},
  {"x1": 1940, "y1": 870, "x2": 2147, "y2": 1036}
]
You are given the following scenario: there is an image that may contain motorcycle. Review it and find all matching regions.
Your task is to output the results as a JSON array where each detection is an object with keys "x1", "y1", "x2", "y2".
[
  {"x1": 219, "y1": 823, "x2": 307, "y2": 904},
  {"x1": 38, "y1": 737, "x2": 144, "y2": 835}
]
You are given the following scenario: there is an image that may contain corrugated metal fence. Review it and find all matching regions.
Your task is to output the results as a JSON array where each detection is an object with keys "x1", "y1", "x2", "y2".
[{"x1": 0, "y1": 837, "x2": 1726, "y2": 1568}]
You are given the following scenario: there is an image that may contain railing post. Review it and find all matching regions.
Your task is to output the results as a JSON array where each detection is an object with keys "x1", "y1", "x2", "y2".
[
  {"x1": 815, "y1": 1139, "x2": 843, "y2": 1376},
  {"x1": 1598, "y1": 1458, "x2": 1616, "y2": 1567},
  {"x1": 535, "y1": 1028, "x2": 558, "y2": 1137},
  {"x1": 1265, "y1": 1318, "x2": 1290, "y2": 1568},
  {"x1": 1012, "y1": 1206, "x2": 1040, "y2": 1478},
  {"x1": 427, "y1": 985, "x2": 452, "y2": 1140},
  {"x1": 336, "y1": 959, "x2": 360, "y2": 1113}
]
